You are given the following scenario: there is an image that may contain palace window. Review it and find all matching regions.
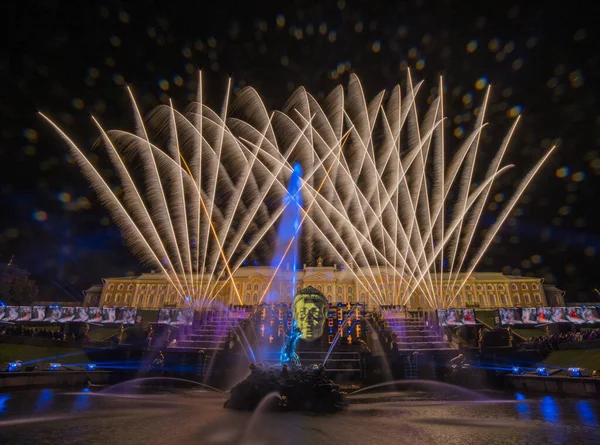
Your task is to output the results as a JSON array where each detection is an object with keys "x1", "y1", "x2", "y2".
[
  {"x1": 466, "y1": 293, "x2": 473, "y2": 303},
  {"x1": 476, "y1": 285, "x2": 483, "y2": 291},
  {"x1": 521, "y1": 283, "x2": 528, "y2": 290},
  {"x1": 534, "y1": 293, "x2": 542, "y2": 303},
  {"x1": 337, "y1": 286, "x2": 342, "y2": 294},
  {"x1": 360, "y1": 293, "x2": 366, "y2": 303},
  {"x1": 125, "y1": 294, "x2": 131, "y2": 304},
  {"x1": 511, "y1": 284, "x2": 518, "y2": 291},
  {"x1": 117, "y1": 284, "x2": 124, "y2": 291},
  {"x1": 148, "y1": 295, "x2": 154, "y2": 306},
  {"x1": 252, "y1": 293, "x2": 258, "y2": 303},
  {"x1": 501, "y1": 294, "x2": 508, "y2": 305},
  {"x1": 532, "y1": 283, "x2": 539, "y2": 290},
  {"x1": 465, "y1": 285, "x2": 472, "y2": 291},
  {"x1": 513, "y1": 294, "x2": 520, "y2": 304},
  {"x1": 498, "y1": 284, "x2": 505, "y2": 291},
  {"x1": 327, "y1": 285, "x2": 332, "y2": 294},
  {"x1": 489, "y1": 294, "x2": 496, "y2": 305},
  {"x1": 524, "y1": 293, "x2": 531, "y2": 304},
  {"x1": 254, "y1": 284, "x2": 259, "y2": 291},
  {"x1": 108, "y1": 284, "x2": 114, "y2": 290},
  {"x1": 318, "y1": 285, "x2": 322, "y2": 291},
  {"x1": 246, "y1": 284, "x2": 251, "y2": 290},
  {"x1": 348, "y1": 286, "x2": 353, "y2": 294},
  {"x1": 105, "y1": 294, "x2": 112, "y2": 304},
  {"x1": 128, "y1": 284, "x2": 134, "y2": 291},
  {"x1": 115, "y1": 294, "x2": 121, "y2": 304},
  {"x1": 487, "y1": 284, "x2": 494, "y2": 291}
]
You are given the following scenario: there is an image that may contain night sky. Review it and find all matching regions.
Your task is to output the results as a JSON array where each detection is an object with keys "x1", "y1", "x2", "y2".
[{"x1": 1, "y1": 0, "x2": 598, "y2": 302}]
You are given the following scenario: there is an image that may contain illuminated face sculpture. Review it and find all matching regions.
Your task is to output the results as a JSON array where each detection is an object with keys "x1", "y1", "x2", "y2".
[{"x1": 293, "y1": 287, "x2": 328, "y2": 341}]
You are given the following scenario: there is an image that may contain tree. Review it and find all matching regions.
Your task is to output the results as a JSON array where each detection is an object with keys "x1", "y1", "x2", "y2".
[{"x1": 0, "y1": 262, "x2": 38, "y2": 306}]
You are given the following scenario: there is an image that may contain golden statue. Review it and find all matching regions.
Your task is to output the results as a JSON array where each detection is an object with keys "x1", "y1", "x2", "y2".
[{"x1": 293, "y1": 286, "x2": 328, "y2": 341}]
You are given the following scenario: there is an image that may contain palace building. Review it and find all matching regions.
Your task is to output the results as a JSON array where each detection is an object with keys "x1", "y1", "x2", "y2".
[{"x1": 94, "y1": 261, "x2": 548, "y2": 310}]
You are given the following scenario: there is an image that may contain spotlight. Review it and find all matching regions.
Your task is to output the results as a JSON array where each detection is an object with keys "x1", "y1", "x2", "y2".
[
  {"x1": 48, "y1": 363, "x2": 62, "y2": 371},
  {"x1": 536, "y1": 367, "x2": 549, "y2": 376},
  {"x1": 86, "y1": 364, "x2": 96, "y2": 372},
  {"x1": 7, "y1": 361, "x2": 22, "y2": 372},
  {"x1": 567, "y1": 368, "x2": 588, "y2": 377},
  {"x1": 512, "y1": 367, "x2": 524, "y2": 375}
]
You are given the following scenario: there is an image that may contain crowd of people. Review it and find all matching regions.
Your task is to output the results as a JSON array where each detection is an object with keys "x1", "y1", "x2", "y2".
[
  {"x1": 0, "y1": 325, "x2": 63, "y2": 339},
  {"x1": 526, "y1": 328, "x2": 600, "y2": 351}
]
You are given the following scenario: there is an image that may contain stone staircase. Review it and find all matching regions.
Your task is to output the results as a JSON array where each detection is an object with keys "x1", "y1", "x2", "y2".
[
  {"x1": 385, "y1": 313, "x2": 455, "y2": 352},
  {"x1": 175, "y1": 312, "x2": 244, "y2": 352}
]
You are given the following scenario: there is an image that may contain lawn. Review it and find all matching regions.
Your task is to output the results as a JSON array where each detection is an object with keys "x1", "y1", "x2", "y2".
[
  {"x1": 0, "y1": 344, "x2": 89, "y2": 365},
  {"x1": 542, "y1": 349, "x2": 600, "y2": 372}
]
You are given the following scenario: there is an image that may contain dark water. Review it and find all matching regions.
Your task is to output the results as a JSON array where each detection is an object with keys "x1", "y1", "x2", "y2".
[{"x1": 1, "y1": 387, "x2": 599, "y2": 445}]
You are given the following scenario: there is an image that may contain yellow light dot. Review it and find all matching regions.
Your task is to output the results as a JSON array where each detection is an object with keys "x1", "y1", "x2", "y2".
[
  {"x1": 555, "y1": 167, "x2": 569, "y2": 178},
  {"x1": 462, "y1": 93, "x2": 472, "y2": 105},
  {"x1": 58, "y1": 192, "x2": 71, "y2": 203},
  {"x1": 558, "y1": 206, "x2": 571, "y2": 216},
  {"x1": 34, "y1": 211, "x2": 48, "y2": 221},
  {"x1": 72, "y1": 98, "x2": 84, "y2": 110},
  {"x1": 453, "y1": 127, "x2": 464, "y2": 139},
  {"x1": 113, "y1": 74, "x2": 125, "y2": 85},
  {"x1": 416, "y1": 59, "x2": 425, "y2": 70},
  {"x1": 78, "y1": 197, "x2": 92, "y2": 209},
  {"x1": 475, "y1": 77, "x2": 488, "y2": 90},
  {"x1": 507, "y1": 105, "x2": 522, "y2": 117},
  {"x1": 173, "y1": 75, "x2": 183, "y2": 86},
  {"x1": 572, "y1": 171, "x2": 586, "y2": 182},
  {"x1": 488, "y1": 38, "x2": 500, "y2": 52},
  {"x1": 159, "y1": 79, "x2": 169, "y2": 91},
  {"x1": 24, "y1": 128, "x2": 38, "y2": 142},
  {"x1": 372, "y1": 41, "x2": 381, "y2": 53},
  {"x1": 276, "y1": 14, "x2": 285, "y2": 28},
  {"x1": 466, "y1": 40, "x2": 478, "y2": 53}
]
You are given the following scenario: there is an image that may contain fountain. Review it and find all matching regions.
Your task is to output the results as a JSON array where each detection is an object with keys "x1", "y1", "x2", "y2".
[
  {"x1": 223, "y1": 363, "x2": 346, "y2": 412},
  {"x1": 39, "y1": 73, "x2": 557, "y2": 416}
]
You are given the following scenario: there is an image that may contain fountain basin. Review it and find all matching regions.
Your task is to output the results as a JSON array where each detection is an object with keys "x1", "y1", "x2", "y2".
[{"x1": 224, "y1": 365, "x2": 347, "y2": 413}]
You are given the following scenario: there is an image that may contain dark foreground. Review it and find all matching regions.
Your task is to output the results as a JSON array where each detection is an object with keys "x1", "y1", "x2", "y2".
[{"x1": 1, "y1": 386, "x2": 600, "y2": 445}]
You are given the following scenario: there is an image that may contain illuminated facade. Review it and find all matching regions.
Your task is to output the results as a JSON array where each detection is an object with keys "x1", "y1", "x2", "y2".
[{"x1": 97, "y1": 266, "x2": 547, "y2": 310}]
